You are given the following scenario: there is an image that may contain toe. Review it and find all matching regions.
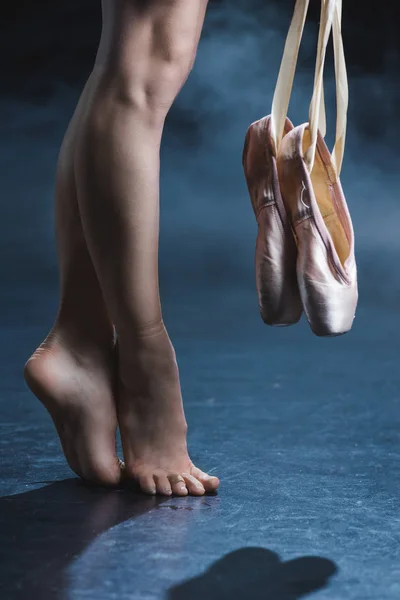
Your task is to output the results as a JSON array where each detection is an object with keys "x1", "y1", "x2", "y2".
[
  {"x1": 118, "y1": 458, "x2": 127, "y2": 481},
  {"x1": 138, "y1": 473, "x2": 157, "y2": 495},
  {"x1": 154, "y1": 473, "x2": 172, "y2": 496},
  {"x1": 168, "y1": 474, "x2": 188, "y2": 496},
  {"x1": 182, "y1": 473, "x2": 206, "y2": 496},
  {"x1": 190, "y1": 466, "x2": 220, "y2": 492}
]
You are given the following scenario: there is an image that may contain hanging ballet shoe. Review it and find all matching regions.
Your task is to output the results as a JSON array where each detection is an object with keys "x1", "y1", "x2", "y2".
[
  {"x1": 277, "y1": 0, "x2": 358, "y2": 337},
  {"x1": 242, "y1": 115, "x2": 302, "y2": 325},
  {"x1": 242, "y1": 0, "x2": 311, "y2": 326},
  {"x1": 277, "y1": 125, "x2": 357, "y2": 336}
]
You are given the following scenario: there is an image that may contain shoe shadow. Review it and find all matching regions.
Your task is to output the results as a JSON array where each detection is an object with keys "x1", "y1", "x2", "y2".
[
  {"x1": 168, "y1": 547, "x2": 338, "y2": 600},
  {"x1": 0, "y1": 478, "x2": 168, "y2": 599}
]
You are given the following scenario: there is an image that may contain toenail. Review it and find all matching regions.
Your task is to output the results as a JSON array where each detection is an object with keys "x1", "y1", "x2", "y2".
[{"x1": 169, "y1": 474, "x2": 185, "y2": 485}]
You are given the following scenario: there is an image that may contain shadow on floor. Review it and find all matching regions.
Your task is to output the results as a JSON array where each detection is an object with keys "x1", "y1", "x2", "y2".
[
  {"x1": 168, "y1": 547, "x2": 338, "y2": 600},
  {"x1": 0, "y1": 478, "x2": 168, "y2": 599}
]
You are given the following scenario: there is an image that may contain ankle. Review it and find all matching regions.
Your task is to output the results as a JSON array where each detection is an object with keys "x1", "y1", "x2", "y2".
[
  {"x1": 117, "y1": 317, "x2": 169, "y2": 348},
  {"x1": 52, "y1": 314, "x2": 115, "y2": 353},
  {"x1": 118, "y1": 321, "x2": 178, "y2": 373}
]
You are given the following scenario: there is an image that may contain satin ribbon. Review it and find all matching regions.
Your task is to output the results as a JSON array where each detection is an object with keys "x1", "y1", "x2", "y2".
[{"x1": 270, "y1": 0, "x2": 348, "y2": 176}]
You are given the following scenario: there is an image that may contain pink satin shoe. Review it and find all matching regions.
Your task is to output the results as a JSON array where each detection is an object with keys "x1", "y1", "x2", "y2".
[
  {"x1": 277, "y1": 126, "x2": 357, "y2": 337},
  {"x1": 242, "y1": 115, "x2": 303, "y2": 326},
  {"x1": 277, "y1": 0, "x2": 358, "y2": 337}
]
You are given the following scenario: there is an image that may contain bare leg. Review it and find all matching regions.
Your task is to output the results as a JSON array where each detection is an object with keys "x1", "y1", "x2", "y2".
[
  {"x1": 24, "y1": 71, "x2": 123, "y2": 486},
  {"x1": 75, "y1": 0, "x2": 219, "y2": 496}
]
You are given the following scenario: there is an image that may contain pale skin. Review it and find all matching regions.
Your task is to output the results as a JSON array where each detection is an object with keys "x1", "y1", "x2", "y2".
[{"x1": 24, "y1": 0, "x2": 220, "y2": 496}]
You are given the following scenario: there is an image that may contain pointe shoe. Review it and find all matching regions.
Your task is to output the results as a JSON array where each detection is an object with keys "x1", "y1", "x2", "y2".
[
  {"x1": 277, "y1": 124, "x2": 358, "y2": 337},
  {"x1": 277, "y1": 0, "x2": 358, "y2": 337},
  {"x1": 242, "y1": 0, "x2": 312, "y2": 326},
  {"x1": 242, "y1": 115, "x2": 303, "y2": 326}
]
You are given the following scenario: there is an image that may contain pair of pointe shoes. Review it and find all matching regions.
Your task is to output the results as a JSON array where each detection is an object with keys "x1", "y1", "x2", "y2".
[{"x1": 242, "y1": 115, "x2": 358, "y2": 337}]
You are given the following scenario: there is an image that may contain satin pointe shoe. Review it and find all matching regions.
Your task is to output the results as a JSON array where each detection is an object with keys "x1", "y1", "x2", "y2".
[
  {"x1": 277, "y1": 0, "x2": 358, "y2": 337},
  {"x1": 242, "y1": 0, "x2": 312, "y2": 326},
  {"x1": 242, "y1": 115, "x2": 303, "y2": 326},
  {"x1": 277, "y1": 125, "x2": 357, "y2": 336}
]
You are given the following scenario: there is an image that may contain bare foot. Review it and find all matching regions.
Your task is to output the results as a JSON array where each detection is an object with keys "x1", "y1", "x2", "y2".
[
  {"x1": 24, "y1": 327, "x2": 123, "y2": 486},
  {"x1": 117, "y1": 321, "x2": 220, "y2": 496}
]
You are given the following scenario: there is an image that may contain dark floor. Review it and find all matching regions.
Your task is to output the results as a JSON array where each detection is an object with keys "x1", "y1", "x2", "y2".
[{"x1": 1, "y1": 283, "x2": 400, "y2": 600}]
